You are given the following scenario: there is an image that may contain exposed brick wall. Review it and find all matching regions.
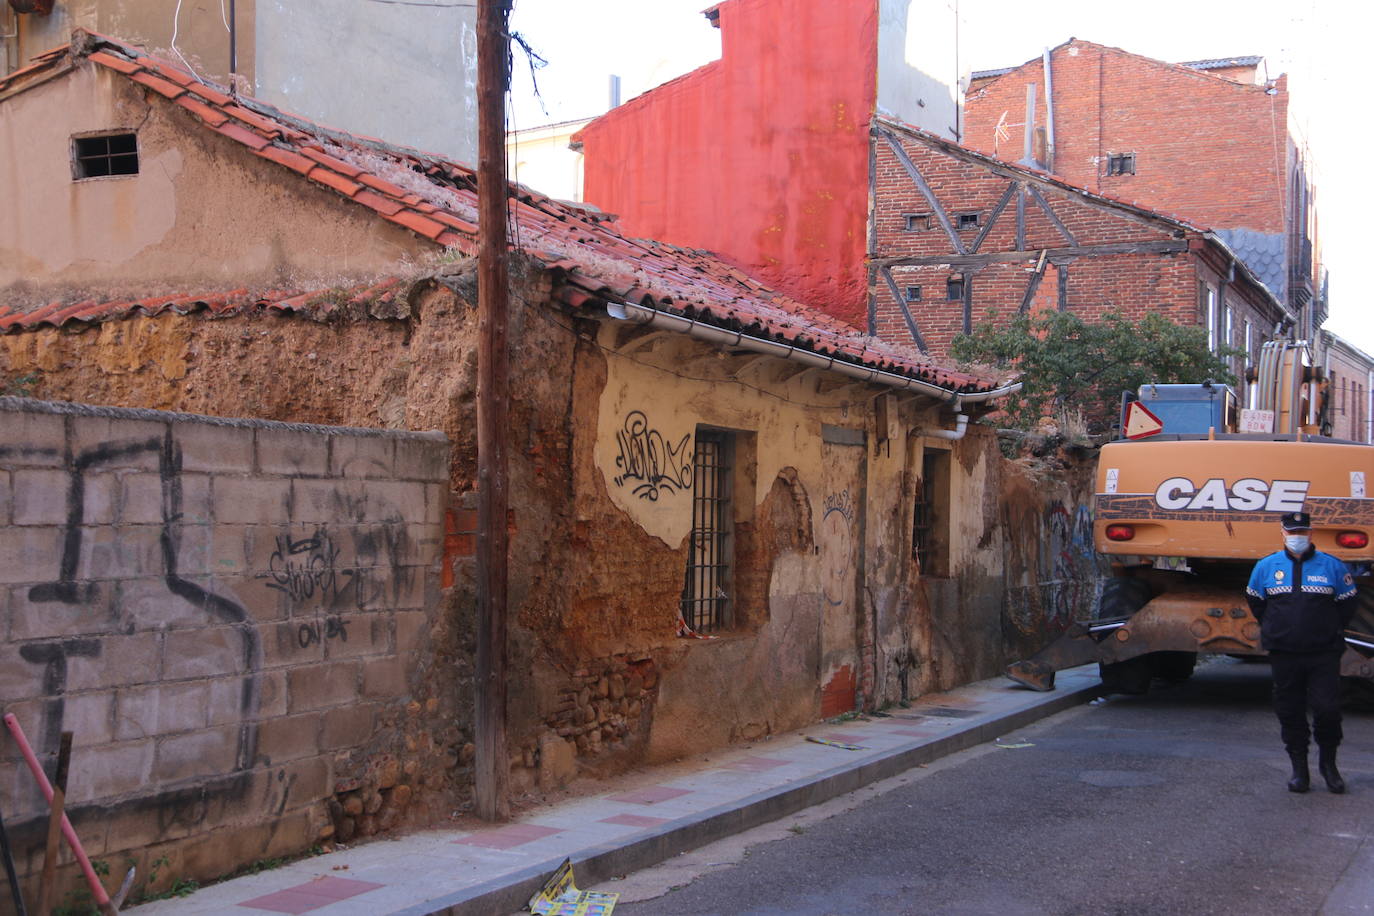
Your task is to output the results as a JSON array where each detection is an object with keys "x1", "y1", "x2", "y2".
[
  {"x1": 0, "y1": 398, "x2": 447, "y2": 901},
  {"x1": 869, "y1": 125, "x2": 1286, "y2": 359},
  {"x1": 963, "y1": 40, "x2": 1289, "y2": 235}
]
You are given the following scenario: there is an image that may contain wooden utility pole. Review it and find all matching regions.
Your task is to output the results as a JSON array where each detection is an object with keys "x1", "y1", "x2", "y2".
[{"x1": 474, "y1": 0, "x2": 512, "y2": 822}]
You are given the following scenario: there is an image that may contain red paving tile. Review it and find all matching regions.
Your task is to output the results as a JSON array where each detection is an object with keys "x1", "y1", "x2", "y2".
[
  {"x1": 238, "y1": 876, "x2": 383, "y2": 913},
  {"x1": 600, "y1": 813, "x2": 672, "y2": 828},
  {"x1": 453, "y1": 823, "x2": 562, "y2": 849},
  {"x1": 606, "y1": 785, "x2": 693, "y2": 805},
  {"x1": 820, "y1": 732, "x2": 868, "y2": 744}
]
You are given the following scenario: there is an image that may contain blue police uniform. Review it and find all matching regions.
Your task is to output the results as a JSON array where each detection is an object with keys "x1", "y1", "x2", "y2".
[{"x1": 1246, "y1": 535, "x2": 1357, "y2": 793}]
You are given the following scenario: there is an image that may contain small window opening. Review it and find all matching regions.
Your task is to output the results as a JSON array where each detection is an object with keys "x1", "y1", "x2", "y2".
[
  {"x1": 74, "y1": 133, "x2": 139, "y2": 178},
  {"x1": 1106, "y1": 153, "x2": 1135, "y2": 176},
  {"x1": 946, "y1": 277, "x2": 965, "y2": 300},
  {"x1": 904, "y1": 213, "x2": 931, "y2": 231},
  {"x1": 913, "y1": 447, "x2": 950, "y2": 577},
  {"x1": 681, "y1": 428, "x2": 734, "y2": 634},
  {"x1": 956, "y1": 212, "x2": 980, "y2": 230},
  {"x1": 904, "y1": 285, "x2": 922, "y2": 302}
]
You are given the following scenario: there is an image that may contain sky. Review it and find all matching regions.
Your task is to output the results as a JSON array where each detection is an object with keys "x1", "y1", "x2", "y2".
[{"x1": 508, "y1": 0, "x2": 1372, "y2": 352}]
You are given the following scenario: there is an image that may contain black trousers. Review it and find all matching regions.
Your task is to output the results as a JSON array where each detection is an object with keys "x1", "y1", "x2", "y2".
[{"x1": 1270, "y1": 649, "x2": 1344, "y2": 753}]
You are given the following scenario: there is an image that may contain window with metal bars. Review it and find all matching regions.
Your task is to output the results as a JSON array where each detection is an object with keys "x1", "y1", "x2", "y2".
[
  {"x1": 680, "y1": 428, "x2": 733, "y2": 634},
  {"x1": 912, "y1": 448, "x2": 949, "y2": 577},
  {"x1": 73, "y1": 133, "x2": 139, "y2": 179}
]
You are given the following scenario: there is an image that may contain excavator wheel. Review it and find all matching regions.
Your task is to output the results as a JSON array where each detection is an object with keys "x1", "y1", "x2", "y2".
[
  {"x1": 1152, "y1": 651, "x2": 1198, "y2": 684},
  {"x1": 1096, "y1": 577, "x2": 1154, "y2": 695}
]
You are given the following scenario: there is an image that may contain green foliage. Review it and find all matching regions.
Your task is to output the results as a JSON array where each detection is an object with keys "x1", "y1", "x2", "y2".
[
  {"x1": 2, "y1": 370, "x2": 39, "y2": 398},
  {"x1": 951, "y1": 310, "x2": 1243, "y2": 434}
]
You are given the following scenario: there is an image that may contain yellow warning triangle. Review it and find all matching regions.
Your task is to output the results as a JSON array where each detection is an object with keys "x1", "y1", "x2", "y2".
[{"x1": 1124, "y1": 401, "x2": 1164, "y2": 439}]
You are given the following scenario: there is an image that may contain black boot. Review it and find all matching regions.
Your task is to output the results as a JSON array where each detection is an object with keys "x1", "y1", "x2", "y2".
[
  {"x1": 1318, "y1": 745, "x2": 1346, "y2": 794},
  {"x1": 1288, "y1": 750, "x2": 1310, "y2": 793}
]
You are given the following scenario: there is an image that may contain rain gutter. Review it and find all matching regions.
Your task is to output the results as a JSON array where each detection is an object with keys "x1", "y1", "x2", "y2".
[{"x1": 605, "y1": 300, "x2": 1021, "y2": 408}]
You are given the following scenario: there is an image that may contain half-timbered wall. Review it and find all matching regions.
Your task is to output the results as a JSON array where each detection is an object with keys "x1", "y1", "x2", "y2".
[{"x1": 868, "y1": 121, "x2": 1286, "y2": 359}]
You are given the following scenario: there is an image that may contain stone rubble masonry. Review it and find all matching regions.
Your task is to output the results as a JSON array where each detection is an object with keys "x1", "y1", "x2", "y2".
[{"x1": 0, "y1": 396, "x2": 448, "y2": 897}]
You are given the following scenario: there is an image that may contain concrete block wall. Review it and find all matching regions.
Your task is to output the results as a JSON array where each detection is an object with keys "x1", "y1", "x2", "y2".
[{"x1": 0, "y1": 397, "x2": 447, "y2": 898}]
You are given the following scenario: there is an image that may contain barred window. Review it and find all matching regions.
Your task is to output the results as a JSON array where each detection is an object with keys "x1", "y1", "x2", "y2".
[
  {"x1": 73, "y1": 133, "x2": 139, "y2": 179},
  {"x1": 1106, "y1": 153, "x2": 1136, "y2": 176},
  {"x1": 681, "y1": 429, "x2": 734, "y2": 633}
]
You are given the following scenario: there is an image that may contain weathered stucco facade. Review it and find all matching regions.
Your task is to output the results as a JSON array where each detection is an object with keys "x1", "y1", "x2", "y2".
[{"x1": 0, "y1": 34, "x2": 1100, "y2": 898}]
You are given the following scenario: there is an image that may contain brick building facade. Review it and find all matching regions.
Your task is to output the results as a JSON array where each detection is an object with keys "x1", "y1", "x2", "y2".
[
  {"x1": 869, "y1": 120, "x2": 1289, "y2": 360},
  {"x1": 964, "y1": 39, "x2": 1323, "y2": 339}
]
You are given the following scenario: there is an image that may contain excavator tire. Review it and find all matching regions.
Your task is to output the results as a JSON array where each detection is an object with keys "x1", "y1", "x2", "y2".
[
  {"x1": 1152, "y1": 650, "x2": 1198, "y2": 684},
  {"x1": 1096, "y1": 577, "x2": 1154, "y2": 695}
]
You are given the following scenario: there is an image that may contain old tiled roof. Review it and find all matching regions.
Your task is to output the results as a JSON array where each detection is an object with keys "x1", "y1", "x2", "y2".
[
  {"x1": 1, "y1": 32, "x2": 1009, "y2": 394},
  {"x1": 0, "y1": 279, "x2": 409, "y2": 332}
]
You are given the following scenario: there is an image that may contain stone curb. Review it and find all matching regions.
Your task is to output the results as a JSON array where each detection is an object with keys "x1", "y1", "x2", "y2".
[{"x1": 410, "y1": 679, "x2": 1102, "y2": 916}]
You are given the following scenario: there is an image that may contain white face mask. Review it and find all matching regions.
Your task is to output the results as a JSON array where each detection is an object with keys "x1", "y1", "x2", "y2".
[{"x1": 1284, "y1": 534, "x2": 1311, "y2": 554}]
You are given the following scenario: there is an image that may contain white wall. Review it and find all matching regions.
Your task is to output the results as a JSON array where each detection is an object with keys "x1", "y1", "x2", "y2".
[
  {"x1": 877, "y1": 0, "x2": 963, "y2": 140},
  {"x1": 255, "y1": 0, "x2": 478, "y2": 164}
]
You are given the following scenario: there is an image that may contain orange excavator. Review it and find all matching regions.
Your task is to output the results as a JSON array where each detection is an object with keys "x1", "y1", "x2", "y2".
[{"x1": 1006, "y1": 339, "x2": 1374, "y2": 697}]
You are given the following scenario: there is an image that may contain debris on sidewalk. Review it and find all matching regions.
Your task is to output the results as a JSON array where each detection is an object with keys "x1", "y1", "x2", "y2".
[
  {"x1": 528, "y1": 858, "x2": 618, "y2": 915},
  {"x1": 805, "y1": 736, "x2": 867, "y2": 751},
  {"x1": 994, "y1": 739, "x2": 1035, "y2": 749}
]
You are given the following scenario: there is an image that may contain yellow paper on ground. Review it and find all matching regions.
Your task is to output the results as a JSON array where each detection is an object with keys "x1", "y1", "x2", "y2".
[{"x1": 528, "y1": 858, "x2": 619, "y2": 916}]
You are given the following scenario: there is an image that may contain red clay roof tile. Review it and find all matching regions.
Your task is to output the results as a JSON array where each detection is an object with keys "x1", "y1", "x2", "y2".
[
  {"x1": 310, "y1": 168, "x2": 364, "y2": 198},
  {"x1": 299, "y1": 146, "x2": 366, "y2": 178},
  {"x1": 175, "y1": 94, "x2": 230, "y2": 127},
  {"x1": 87, "y1": 50, "x2": 140, "y2": 74},
  {"x1": 389, "y1": 209, "x2": 447, "y2": 241},
  {"x1": 354, "y1": 189, "x2": 405, "y2": 217},
  {"x1": 258, "y1": 144, "x2": 317, "y2": 176},
  {"x1": 213, "y1": 119, "x2": 270, "y2": 151},
  {"x1": 20, "y1": 33, "x2": 1012, "y2": 393}
]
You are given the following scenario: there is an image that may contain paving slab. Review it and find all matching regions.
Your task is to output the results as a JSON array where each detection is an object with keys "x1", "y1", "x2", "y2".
[{"x1": 131, "y1": 666, "x2": 1100, "y2": 915}]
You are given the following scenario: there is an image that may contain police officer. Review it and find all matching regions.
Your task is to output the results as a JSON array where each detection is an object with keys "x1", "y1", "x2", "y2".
[{"x1": 1246, "y1": 511, "x2": 1357, "y2": 793}]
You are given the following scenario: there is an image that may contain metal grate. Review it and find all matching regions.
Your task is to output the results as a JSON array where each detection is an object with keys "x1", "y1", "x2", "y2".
[
  {"x1": 73, "y1": 133, "x2": 139, "y2": 178},
  {"x1": 912, "y1": 452, "x2": 937, "y2": 572},
  {"x1": 681, "y1": 430, "x2": 731, "y2": 633}
]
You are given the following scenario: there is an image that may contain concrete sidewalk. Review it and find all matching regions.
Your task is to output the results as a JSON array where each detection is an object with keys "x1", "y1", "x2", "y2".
[{"x1": 133, "y1": 666, "x2": 1101, "y2": 915}]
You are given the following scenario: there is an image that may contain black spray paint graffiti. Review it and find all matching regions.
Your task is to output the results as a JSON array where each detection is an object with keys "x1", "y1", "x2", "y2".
[
  {"x1": 296, "y1": 615, "x2": 350, "y2": 649},
  {"x1": 612, "y1": 410, "x2": 693, "y2": 501},
  {"x1": 822, "y1": 490, "x2": 856, "y2": 608},
  {"x1": 262, "y1": 527, "x2": 370, "y2": 606},
  {"x1": 1043, "y1": 502, "x2": 1097, "y2": 627},
  {"x1": 22, "y1": 430, "x2": 262, "y2": 771}
]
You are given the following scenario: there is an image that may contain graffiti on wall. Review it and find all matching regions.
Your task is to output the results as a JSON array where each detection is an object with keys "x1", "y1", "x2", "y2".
[
  {"x1": 822, "y1": 489, "x2": 856, "y2": 608},
  {"x1": 15, "y1": 431, "x2": 263, "y2": 768},
  {"x1": 1042, "y1": 502, "x2": 1097, "y2": 628},
  {"x1": 612, "y1": 410, "x2": 693, "y2": 501}
]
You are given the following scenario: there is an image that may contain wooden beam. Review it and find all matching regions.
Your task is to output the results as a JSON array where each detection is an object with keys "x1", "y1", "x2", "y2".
[
  {"x1": 1015, "y1": 184, "x2": 1027, "y2": 251},
  {"x1": 1019, "y1": 249, "x2": 1049, "y2": 314},
  {"x1": 474, "y1": 0, "x2": 511, "y2": 824},
  {"x1": 874, "y1": 238, "x2": 1187, "y2": 269},
  {"x1": 970, "y1": 181, "x2": 1017, "y2": 254},
  {"x1": 878, "y1": 128, "x2": 966, "y2": 255},
  {"x1": 879, "y1": 266, "x2": 930, "y2": 353},
  {"x1": 1057, "y1": 261, "x2": 1069, "y2": 311},
  {"x1": 1026, "y1": 183, "x2": 1078, "y2": 246}
]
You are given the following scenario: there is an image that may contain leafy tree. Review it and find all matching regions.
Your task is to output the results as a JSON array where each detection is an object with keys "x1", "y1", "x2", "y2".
[{"x1": 951, "y1": 310, "x2": 1243, "y2": 435}]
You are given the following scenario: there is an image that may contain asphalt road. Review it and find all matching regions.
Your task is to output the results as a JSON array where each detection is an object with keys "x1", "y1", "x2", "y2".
[{"x1": 604, "y1": 658, "x2": 1374, "y2": 915}]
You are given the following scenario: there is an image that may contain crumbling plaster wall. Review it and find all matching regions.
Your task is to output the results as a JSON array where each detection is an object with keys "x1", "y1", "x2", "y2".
[
  {"x1": 0, "y1": 397, "x2": 448, "y2": 903},
  {"x1": 0, "y1": 61, "x2": 423, "y2": 305},
  {"x1": 1, "y1": 263, "x2": 1098, "y2": 818}
]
